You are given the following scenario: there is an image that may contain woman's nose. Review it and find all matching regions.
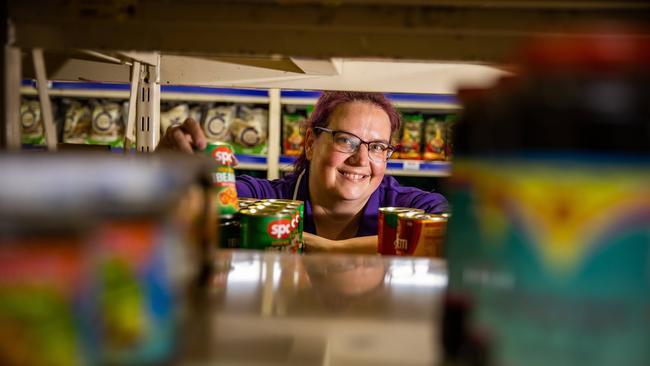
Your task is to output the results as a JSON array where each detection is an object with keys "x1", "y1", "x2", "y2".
[{"x1": 347, "y1": 143, "x2": 370, "y2": 165}]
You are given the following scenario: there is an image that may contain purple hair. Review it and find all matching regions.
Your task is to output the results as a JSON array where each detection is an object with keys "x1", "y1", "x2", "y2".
[{"x1": 293, "y1": 91, "x2": 401, "y2": 174}]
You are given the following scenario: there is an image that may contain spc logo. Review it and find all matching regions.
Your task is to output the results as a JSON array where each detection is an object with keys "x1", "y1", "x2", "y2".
[
  {"x1": 268, "y1": 219, "x2": 292, "y2": 239},
  {"x1": 212, "y1": 146, "x2": 233, "y2": 166}
]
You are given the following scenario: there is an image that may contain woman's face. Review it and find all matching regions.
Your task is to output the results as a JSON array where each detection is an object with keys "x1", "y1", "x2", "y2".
[{"x1": 306, "y1": 101, "x2": 391, "y2": 204}]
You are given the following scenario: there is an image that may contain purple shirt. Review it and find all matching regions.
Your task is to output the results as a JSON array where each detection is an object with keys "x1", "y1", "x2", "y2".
[{"x1": 236, "y1": 170, "x2": 448, "y2": 237}]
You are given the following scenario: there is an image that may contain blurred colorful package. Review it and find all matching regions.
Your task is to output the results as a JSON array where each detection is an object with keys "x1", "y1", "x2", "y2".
[
  {"x1": 203, "y1": 105, "x2": 234, "y2": 142},
  {"x1": 422, "y1": 115, "x2": 446, "y2": 161},
  {"x1": 230, "y1": 105, "x2": 268, "y2": 155},
  {"x1": 445, "y1": 31, "x2": 650, "y2": 366},
  {"x1": 94, "y1": 219, "x2": 178, "y2": 365},
  {"x1": 282, "y1": 109, "x2": 307, "y2": 156},
  {"x1": 20, "y1": 99, "x2": 46, "y2": 145},
  {"x1": 62, "y1": 99, "x2": 92, "y2": 144},
  {"x1": 87, "y1": 101, "x2": 125, "y2": 148},
  {"x1": 0, "y1": 155, "x2": 213, "y2": 365},
  {"x1": 0, "y1": 231, "x2": 93, "y2": 366},
  {"x1": 398, "y1": 113, "x2": 423, "y2": 160}
]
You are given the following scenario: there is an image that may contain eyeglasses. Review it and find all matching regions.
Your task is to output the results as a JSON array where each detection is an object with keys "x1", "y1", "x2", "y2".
[{"x1": 314, "y1": 127, "x2": 395, "y2": 162}]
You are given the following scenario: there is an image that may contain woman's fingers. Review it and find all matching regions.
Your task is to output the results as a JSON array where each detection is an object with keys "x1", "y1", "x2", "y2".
[
  {"x1": 157, "y1": 118, "x2": 208, "y2": 153},
  {"x1": 171, "y1": 127, "x2": 194, "y2": 153},
  {"x1": 179, "y1": 118, "x2": 207, "y2": 151}
]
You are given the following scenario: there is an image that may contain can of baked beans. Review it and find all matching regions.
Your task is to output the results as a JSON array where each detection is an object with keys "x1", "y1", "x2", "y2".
[
  {"x1": 240, "y1": 207, "x2": 301, "y2": 252},
  {"x1": 378, "y1": 207, "x2": 423, "y2": 255},
  {"x1": 395, "y1": 213, "x2": 447, "y2": 257},
  {"x1": 204, "y1": 142, "x2": 239, "y2": 216}
]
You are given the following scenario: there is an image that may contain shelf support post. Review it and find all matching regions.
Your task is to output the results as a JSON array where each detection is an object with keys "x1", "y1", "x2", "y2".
[
  {"x1": 3, "y1": 19, "x2": 21, "y2": 151},
  {"x1": 32, "y1": 48, "x2": 57, "y2": 151},
  {"x1": 135, "y1": 53, "x2": 160, "y2": 153},
  {"x1": 267, "y1": 88, "x2": 281, "y2": 179}
]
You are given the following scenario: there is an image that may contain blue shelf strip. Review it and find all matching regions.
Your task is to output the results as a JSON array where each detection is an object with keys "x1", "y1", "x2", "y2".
[
  {"x1": 236, "y1": 154, "x2": 267, "y2": 165},
  {"x1": 22, "y1": 81, "x2": 456, "y2": 104},
  {"x1": 281, "y1": 89, "x2": 457, "y2": 105},
  {"x1": 22, "y1": 80, "x2": 269, "y2": 97},
  {"x1": 279, "y1": 155, "x2": 298, "y2": 165},
  {"x1": 387, "y1": 160, "x2": 451, "y2": 173}
]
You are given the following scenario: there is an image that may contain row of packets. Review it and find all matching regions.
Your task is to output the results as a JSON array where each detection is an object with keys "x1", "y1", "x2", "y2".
[
  {"x1": 394, "y1": 113, "x2": 458, "y2": 161},
  {"x1": 161, "y1": 103, "x2": 269, "y2": 155},
  {"x1": 20, "y1": 98, "x2": 126, "y2": 147}
]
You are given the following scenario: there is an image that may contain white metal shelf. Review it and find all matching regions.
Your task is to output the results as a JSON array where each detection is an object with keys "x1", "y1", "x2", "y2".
[{"x1": 20, "y1": 86, "x2": 270, "y2": 104}]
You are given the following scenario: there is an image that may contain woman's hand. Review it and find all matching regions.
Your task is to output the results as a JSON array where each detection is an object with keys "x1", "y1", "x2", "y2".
[
  {"x1": 157, "y1": 118, "x2": 207, "y2": 153},
  {"x1": 303, "y1": 233, "x2": 378, "y2": 254}
]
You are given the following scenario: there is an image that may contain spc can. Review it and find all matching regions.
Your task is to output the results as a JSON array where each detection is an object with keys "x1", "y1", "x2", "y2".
[
  {"x1": 395, "y1": 213, "x2": 447, "y2": 257},
  {"x1": 240, "y1": 208, "x2": 300, "y2": 252},
  {"x1": 378, "y1": 207, "x2": 423, "y2": 255},
  {"x1": 204, "y1": 142, "x2": 239, "y2": 216}
]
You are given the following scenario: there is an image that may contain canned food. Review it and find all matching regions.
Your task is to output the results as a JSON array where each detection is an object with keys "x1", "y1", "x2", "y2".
[
  {"x1": 395, "y1": 213, "x2": 447, "y2": 257},
  {"x1": 378, "y1": 207, "x2": 423, "y2": 255},
  {"x1": 240, "y1": 208, "x2": 300, "y2": 252},
  {"x1": 204, "y1": 142, "x2": 238, "y2": 216},
  {"x1": 218, "y1": 214, "x2": 240, "y2": 249}
]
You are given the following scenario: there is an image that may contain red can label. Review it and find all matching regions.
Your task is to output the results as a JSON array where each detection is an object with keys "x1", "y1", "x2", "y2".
[
  {"x1": 378, "y1": 207, "x2": 422, "y2": 255},
  {"x1": 395, "y1": 214, "x2": 447, "y2": 257}
]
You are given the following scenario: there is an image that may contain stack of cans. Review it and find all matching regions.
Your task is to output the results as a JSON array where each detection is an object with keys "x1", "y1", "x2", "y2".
[
  {"x1": 219, "y1": 198, "x2": 304, "y2": 253},
  {"x1": 378, "y1": 207, "x2": 449, "y2": 258}
]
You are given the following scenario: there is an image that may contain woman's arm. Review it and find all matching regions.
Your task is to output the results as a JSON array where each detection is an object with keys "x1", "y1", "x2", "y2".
[{"x1": 303, "y1": 232, "x2": 378, "y2": 254}]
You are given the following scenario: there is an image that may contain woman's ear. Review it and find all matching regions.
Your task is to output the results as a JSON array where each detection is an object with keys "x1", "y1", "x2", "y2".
[{"x1": 304, "y1": 128, "x2": 315, "y2": 160}]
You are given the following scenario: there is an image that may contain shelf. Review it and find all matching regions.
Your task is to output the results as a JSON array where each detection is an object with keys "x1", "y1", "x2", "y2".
[
  {"x1": 20, "y1": 82, "x2": 460, "y2": 111},
  {"x1": 279, "y1": 155, "x2": 450, "y2": 177},
  {"x1": 386, "y1": 160, "x2": 451, "y2": 177},
  {"x1": 280, "y1": 90, "x2": 461, "y2": 111},
  {"x1": 20, "y1": 81, "x2": 270, "y2": 104},
  {"x1": 235, "y1": 154, "x2": 268, "y2": 171}
]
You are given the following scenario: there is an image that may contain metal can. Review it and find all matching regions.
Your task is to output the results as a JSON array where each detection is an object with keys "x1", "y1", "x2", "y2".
[
  {"x1": 377, "y1": 207, "x2": 423, "y2": 255},
  {"x1": 239, "y1": 208, "x2": 299, "y2": 252},
  {"x1": 204, "y1": 142, "x2": 239, "y2": 216},
  {"x1": 395, "y1": 213, "x2": 447, "y2": 257},
  {"x1": 218, "y1": 214, "x2": 240, "y2": 249}
]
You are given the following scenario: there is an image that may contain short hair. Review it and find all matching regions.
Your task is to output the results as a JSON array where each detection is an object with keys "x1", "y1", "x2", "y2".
[{"x1": 292, "y1": 91, "x2": 401, "y2": 174}]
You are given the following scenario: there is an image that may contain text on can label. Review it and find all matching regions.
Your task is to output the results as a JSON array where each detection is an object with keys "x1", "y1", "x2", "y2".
[
  {"x1": 268, "y1": 219, "x2": 292, "y2": 239},
  {"x1": 212, "y1": 147, "x2": 233, "y2": 166}
]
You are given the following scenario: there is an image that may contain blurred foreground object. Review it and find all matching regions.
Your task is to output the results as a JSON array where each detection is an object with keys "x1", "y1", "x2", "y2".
[
  {"x1": 445, "y1": 28, "x2": 650, "y2": 366},
  {"x1": 0, "y1": 154, "x2": 212, "y2": 365}
]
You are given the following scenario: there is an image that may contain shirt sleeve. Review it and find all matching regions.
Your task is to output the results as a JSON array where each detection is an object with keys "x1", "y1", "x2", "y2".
[{"x1": 383, "y1": 176, "x2": 450, "y2": 214}]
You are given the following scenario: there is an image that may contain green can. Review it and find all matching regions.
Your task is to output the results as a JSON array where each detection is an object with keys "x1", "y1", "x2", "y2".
[
  {"x1": 240, "y1": 208, "x2": 301, "y2": 252},
  {"x1": 204, "y1": 142, "x2": 238, "y2": 216}
]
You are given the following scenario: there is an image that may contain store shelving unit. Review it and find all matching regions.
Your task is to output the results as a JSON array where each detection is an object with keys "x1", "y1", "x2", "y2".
[{"x1": 20, "y1": 81, "x2": 455, "y2": 178}]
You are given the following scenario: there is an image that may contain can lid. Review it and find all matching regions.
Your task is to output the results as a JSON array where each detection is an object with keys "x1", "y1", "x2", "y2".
[
  {"x1": 239, "y1": 208, "x2": 291, "y2": 217},
  {"x1": 379, "y1": 207, "x2": 423, "y2": 213},
  {"x1": 397, "y1": 211, "x2": 426, "y2": 219},
  {"x1": 417, "y1": 214, "x2": 447, "y2": 222}
]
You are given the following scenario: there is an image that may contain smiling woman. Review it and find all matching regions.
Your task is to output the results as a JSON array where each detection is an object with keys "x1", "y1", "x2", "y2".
[{"x1": 235, "y1": 91, "x2": 449, "y2": 253}]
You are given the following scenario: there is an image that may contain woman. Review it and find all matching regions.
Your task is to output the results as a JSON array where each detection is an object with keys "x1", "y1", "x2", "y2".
[{"x1": 158, "y1": 91, "x2": 448, "y2": 253}]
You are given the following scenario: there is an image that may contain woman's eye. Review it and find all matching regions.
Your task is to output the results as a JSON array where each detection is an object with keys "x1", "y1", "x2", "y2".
[{"x1": 337, "y1": 136, "x2": 355, "y2": 146}]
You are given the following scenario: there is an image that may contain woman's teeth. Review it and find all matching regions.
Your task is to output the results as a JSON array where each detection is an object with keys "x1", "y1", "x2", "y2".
[{"x1": 341, "y1": 172, "x2": 367, "y2": 180}]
